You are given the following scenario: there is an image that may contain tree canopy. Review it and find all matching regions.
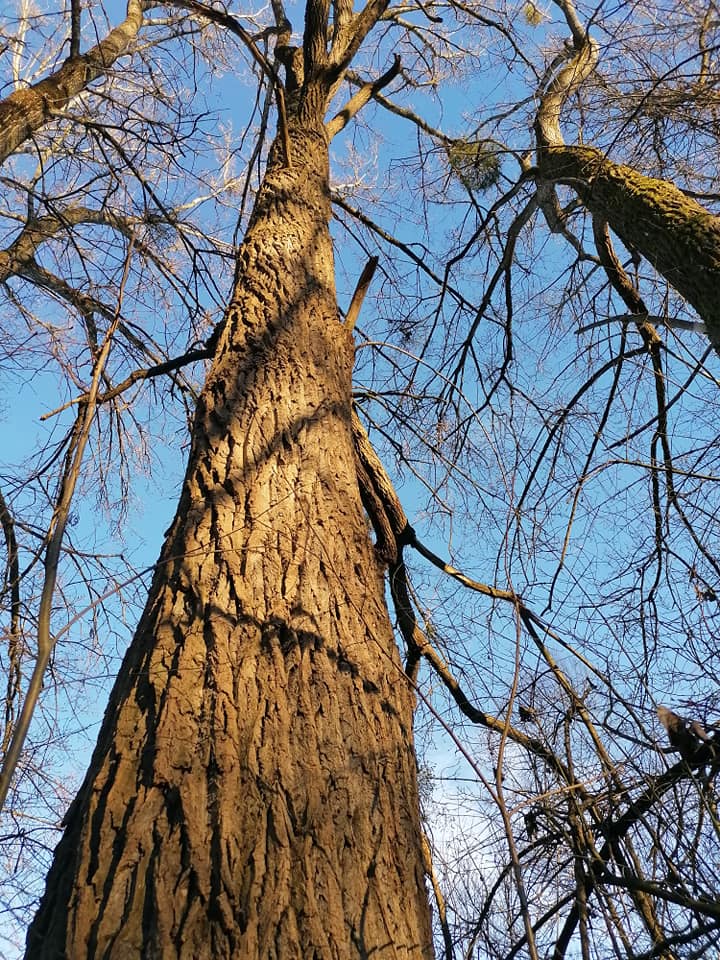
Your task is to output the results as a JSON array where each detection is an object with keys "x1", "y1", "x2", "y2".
[{"x1": 2, "y1": 0, "x2": 720, "y2": 957}]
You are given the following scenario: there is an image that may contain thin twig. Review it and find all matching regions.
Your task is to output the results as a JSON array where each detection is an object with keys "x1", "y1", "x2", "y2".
[
  {"x1": 40, "y1": 345, "x2": 211, "y2": 420},
  {"x1": 0, "y1": 236, "x2": 137, "y2": 814},
  {"x1": 168, "y1": 0, "x2": 292, "y2": 166}
]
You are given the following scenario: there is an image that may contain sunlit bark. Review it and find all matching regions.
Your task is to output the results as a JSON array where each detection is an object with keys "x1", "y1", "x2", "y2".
[
  {"x1": 540, "y1": 144, "x2": 720, "y2": 350},
  {"x1": 0, "y1": 0, "x2": 145, "y2": 165},
  {"x1": 25, "y1": 92, "x2": 433, "y2": 959}
]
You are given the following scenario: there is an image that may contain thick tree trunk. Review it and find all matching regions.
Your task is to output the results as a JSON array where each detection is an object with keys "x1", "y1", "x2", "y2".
[
  {"x1": 540, "y1": 145, "x2": 720, "y2": 350},
  {"x1": 25, "y1": 103, "x2": 434, "y2": 959}
]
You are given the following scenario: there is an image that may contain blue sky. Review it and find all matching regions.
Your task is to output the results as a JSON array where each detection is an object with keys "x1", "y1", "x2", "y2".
[{"x1": 4, "y1": 1, "x2": 720, "y2": 955}]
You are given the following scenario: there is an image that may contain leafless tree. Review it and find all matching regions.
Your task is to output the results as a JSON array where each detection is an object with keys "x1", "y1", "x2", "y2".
[{"x1": 2, "y1": 0, "x2": 720, "y2": 957}]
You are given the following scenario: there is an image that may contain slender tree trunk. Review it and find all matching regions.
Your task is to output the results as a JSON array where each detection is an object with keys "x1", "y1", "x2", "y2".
[
  {"x1": 540, "y1": 145, "x2": 720, "y2": 349},
  {"x1": 26, "y1": 98, "x2": 434, "y2": 959}
]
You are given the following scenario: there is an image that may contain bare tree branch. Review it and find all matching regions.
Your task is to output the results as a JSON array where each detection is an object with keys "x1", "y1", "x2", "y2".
[
  {"x1": 0, "y1": 0, "x2": 146, "y2": 165},
  {"x1": 326, "y1": 55, "x2": 401, "y2": 139}
]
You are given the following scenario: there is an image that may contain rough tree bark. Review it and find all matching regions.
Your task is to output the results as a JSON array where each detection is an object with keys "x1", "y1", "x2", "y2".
[
  {"x1": 540, "y1": 145, "x2": 720, "y2": 349},
  {"x1": 534, "y1": 13, "x2": 720, "y2": 352},
  {"x1": 25, "y1": 80, "x2": 434, "y2": 959},
  {"x1": 0, "y1": 0, "x2": 145, "y2": 165}
]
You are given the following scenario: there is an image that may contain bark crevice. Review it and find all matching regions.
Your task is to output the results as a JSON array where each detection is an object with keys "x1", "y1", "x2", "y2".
[{"x1": 26, "y1": 99, "x2": 434, "y2": 960}]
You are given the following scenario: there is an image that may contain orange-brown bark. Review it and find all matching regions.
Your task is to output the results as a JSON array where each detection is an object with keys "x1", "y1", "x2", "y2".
[{"x1": 26, "y1": 104, "x2": 433, "y2": 959}]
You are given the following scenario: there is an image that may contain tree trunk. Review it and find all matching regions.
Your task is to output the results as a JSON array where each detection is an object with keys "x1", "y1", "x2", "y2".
[
  {"x1": 540, "y1": 145, "x2": 720, "y2": 350},
  {"x1": 25, "y1": 99, "x2": 434, "y2": 959}
]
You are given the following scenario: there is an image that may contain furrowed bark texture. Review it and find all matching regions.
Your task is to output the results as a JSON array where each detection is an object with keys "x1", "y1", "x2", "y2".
[
  {"x1": 541, "y1": 145, "x2": 720, "y2": 350},
  {"x1": 25, "y1": 102, "x2": 434, "y2": 959}
]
